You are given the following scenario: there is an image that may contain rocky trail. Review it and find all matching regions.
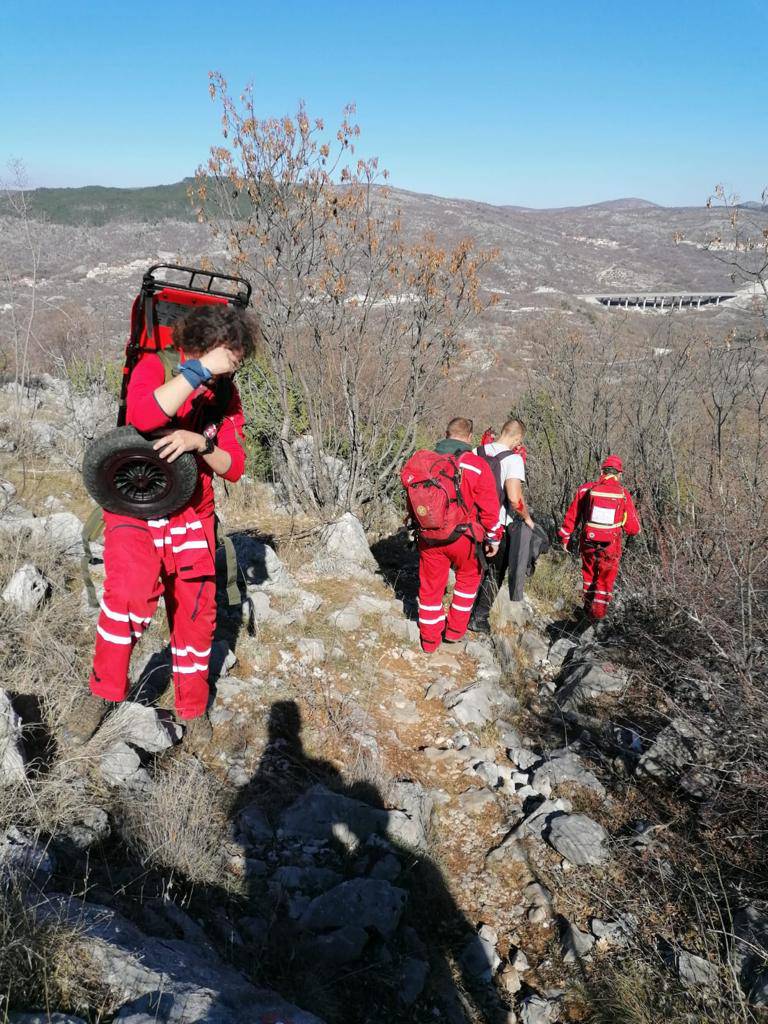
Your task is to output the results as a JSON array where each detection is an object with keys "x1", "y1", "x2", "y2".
[{"x1": 0, "y1": 377, "x2": 766, "y2": 1024}]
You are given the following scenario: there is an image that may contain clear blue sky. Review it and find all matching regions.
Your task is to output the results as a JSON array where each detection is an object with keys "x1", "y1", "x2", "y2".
[{"x1": 1, "y1": 0, "x2": 765, "y2": 207}]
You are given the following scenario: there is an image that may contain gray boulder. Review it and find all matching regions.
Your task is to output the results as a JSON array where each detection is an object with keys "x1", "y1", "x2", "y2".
[
  {"x1": 545, "y1": 813, "x2": 610, "y2": 866},
  {"x1": 521, "y1": 629, "x2": 550, "y2": 664},
  {"x1": 520, "y1": 994, "x2": 560, "y2": 1024},
  {"x1": 560, "y1": 919, "x2": 595, "y2": 963},
  {"x1": 41, "y1": 896, "x2": 325, "y2": 1024},
  {"x1": 9, "y1": 1016, "x2": 86, "y2": 1024},
  {"x1": 228, "y1": 533, "x2": 294, "y2": 593},
  {"x1": 299, "y1": 878, "x2": 407, "y2": 939},
  {"x1": 548, "y1": 637, "x2": 577, "y2": 669},
  {"x1": 555, "y1": 658, "x2": 628, "y2": 709},
  {"x1": 397, "y1": 957, "x2": 429, "y2": 1006},
  {"x1": 100, "y1": 742, "x2": 151, "y2": 789},
  {"x1": 638, "y1": 717, "x2": 716, "y2": 785},
  {"x1": 677, "y1": 949, "x2": 719, "y2": 989},
  {"x1": 461, "y1": 924, "x2": 501, "y2": 980},
  {"x1": 444, "y1": 675, "x2": 514, "y2": 727},
  {"x1": 531, "y1": 749, "x2": 606, "y2": 798},
  {"x1": 733, "y1": 905, "x2": 768, "y2": 1006},
  {"x1": 2, "y1": 563, "x2": 51, "y2": 613},
  {"x1": 316, "y1": 512, "x2": 376, "y2": 572},
  {"x1": 0, "y1": 512, "x2": 85, "y2": 559},
  {"x1": 0, "y1": 690, "x2": 25, "y2": 780},
  {"x1": 280, "y1": 784, "x2": 429, "y2": 852},
  {"x1": 110, "y1": 702, "x2": 182, "y2": 754},
  {"x1": 0, "y1": 826, "x2": 54, "y2": 886},
  {"x1": 300, "y1": 925, "x2": 369, "y2": 966},
  {"x1": 326, "y1": 607, "x2": 362, "y2": 632}
]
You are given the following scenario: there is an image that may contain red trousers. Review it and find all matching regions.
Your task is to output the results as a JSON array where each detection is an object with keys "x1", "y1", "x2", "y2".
[
  {"x1": 89, "y1": 511, "x2": 217, "y2": 719},
  {"x1": 417, "y1": 536, "x2": 483, "y2": 651},
  {"x1": 580, "y1": 541, "x2": 621, "y2": 620}
]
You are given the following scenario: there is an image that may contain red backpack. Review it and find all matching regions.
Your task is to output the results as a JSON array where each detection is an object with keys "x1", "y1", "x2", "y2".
[
  {"x1": 583, "y1": 477, "x2": 627, "y2": 542},
  {"x1": 400, "y1": 450, "x2": 477, "y2": 545}
]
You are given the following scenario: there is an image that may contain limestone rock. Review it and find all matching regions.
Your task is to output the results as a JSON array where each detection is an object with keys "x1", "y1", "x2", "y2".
[
  {"x1": 9, "y1": 1016, "x2": 86, "y2": 1024},
  {"x1": 548, "y1": 637, "x2": 577, "y2": 669},
  {"x1": 555, "y1": 658, "x2": 628, "y2": 709},
  {"x1": 41, "y1": 896, "x2": 325, "y2": 1024},
  {"x1": 100, "y1": 742, "x2": 150, "y2": 789},
  {"x1": 521, "y1": 629, "x2": 549, "y2": 664},
  {"x1": 461, "y1": 924, "x2": 501, "y2": 980},
  {"x1": 382, "y1": 614, "x2": 420, "y2": 642},
  {"x1": 300, "y1": 878, "x2": 407, "y2": 939},
  {"x1": 590, "y1": 915, "x2": 635, "y2": 946},
  {"x1": 444, "y1": 677, "x2": 513, "y2": 727},
  {"x1": 519, "y1": 994, "x2": 560, "y2": 1024},
  {"x1": 0, "y1": 512, "x2": 85, "y2": 559},
  {"x1": 495, "y1": 590, "x2": 533, "y2": 629},
  {"x1": 560, "y1": 918, "x2": 596, "y2": 963},
  {"x1": 546, "y1": 813, "x2": 610, "y2": 866},
  {"x1": 677, "y1": 949, "x2": 719, "y2": 989},
  {"x1": 457, "y1": 788, "x2": 498, "y2": 815},
  {"x1": 0, "y1": 826, "x2": 54, "y2": 886},
  {"x1": 60, "y1": 805, "x2": 111, "y2": 851},
  {"x1": 531, "y1": 749, "x2": 606, "y2": 798},
  {"x1": 397, "y1": 956, "x2": 429, "y2": 1005},
  {"x1": 327, "y1": 607, "x2": 362, "y2": 632},
  {"x1": 300, "y1": 925, "x2": 369, "y2": 966},
  {"x1": 2, "y1": 563, "x2": 51, "y2": 613},
  {"x1": 0, "y1": 690, "x2": 25, "y2": 781},
  {"x1": 353, "y1": 593, "x2": 392, "y2": 615},
  {"x1": 280, "y1": 784, "x2": 429, "y2": 852},
  {"x1": 296, "y1": 638, "x2": 326, "y2": 663},
  {"x1": 110, "y1": 702, "x2": 181, "y2": 754},
  {"x1": 733, "y1": 905, "x2": 768, "y2": 1006},
  {"x1": 638, "y1": 717, "x2": 716, "y2": 785},
  {"x1": 228, "y1": 533, "x2": 294, "y2": 593},
  {"x1": 317, "y1": 513, "x2": 376, "y2": 571}
]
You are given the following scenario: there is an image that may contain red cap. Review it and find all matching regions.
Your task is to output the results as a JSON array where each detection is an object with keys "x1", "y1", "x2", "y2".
[{"x1": 602, "y1": 454, "x2": 623, "y2": 472}]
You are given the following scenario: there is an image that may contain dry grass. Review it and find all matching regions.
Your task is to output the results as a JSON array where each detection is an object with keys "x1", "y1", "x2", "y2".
[
  {"x1": 118, "y1": 754, "x2": 234, "y2": 888},
  {"x1": 527, "y1": 549, "x2": 582, "y2": 614},
  {"x1": 0, "y1": 877, "x2": 115, "y2": 1018}
]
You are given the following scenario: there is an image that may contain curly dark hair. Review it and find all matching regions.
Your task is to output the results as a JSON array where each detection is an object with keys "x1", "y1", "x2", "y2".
[{"x1": 172, "y1": 305, "x2": 263, "y2": 360}]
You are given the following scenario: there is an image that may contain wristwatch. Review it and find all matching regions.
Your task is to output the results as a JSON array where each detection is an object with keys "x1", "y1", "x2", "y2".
[{"x1": 201, "y1": 422, "x2": 218, "y2": 455}]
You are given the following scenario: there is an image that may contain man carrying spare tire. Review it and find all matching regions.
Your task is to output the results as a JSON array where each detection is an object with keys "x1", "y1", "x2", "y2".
[{"x1": 67, "y1": 306, "x2": 260, "y2": 749}]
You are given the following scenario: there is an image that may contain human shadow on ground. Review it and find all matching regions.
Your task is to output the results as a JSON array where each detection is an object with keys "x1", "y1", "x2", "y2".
[
  {"x1": 369, "y1": 528, "x2": 420, "y2": 621},
  {"x1": 192, "y1": 699, "x2": 513, "y2": 1024}
]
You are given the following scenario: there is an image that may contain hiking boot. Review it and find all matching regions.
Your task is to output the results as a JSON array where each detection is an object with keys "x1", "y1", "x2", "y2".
[
  {"x1": 467, "y1": 618, "x2": 491, "y2": 636},
  {"x1": 183, "y1": 711, "x2": 213, "y2": 752},
  {"x1": 62, "y1": 692, "x2": 112, "y2": 746}
]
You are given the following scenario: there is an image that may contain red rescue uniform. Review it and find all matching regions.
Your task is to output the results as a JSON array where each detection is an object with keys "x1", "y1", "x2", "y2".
[
  {"x1": 558, "y1": 474, "x2": 640, "y2": 620},
  {"x1": 89, "y1": 353, "x2": 246, "y2": 719},
  {"x1": 417, "y1": 451, "x2": 503, "y2": 651}
]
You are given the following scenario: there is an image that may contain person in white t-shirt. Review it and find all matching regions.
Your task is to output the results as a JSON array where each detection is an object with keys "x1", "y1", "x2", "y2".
[{"x1": 469, "y1": 418, "x2": 535, "y2": 632}]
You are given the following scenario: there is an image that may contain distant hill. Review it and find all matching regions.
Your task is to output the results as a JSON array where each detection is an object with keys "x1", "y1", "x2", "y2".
[
  {"x1": 1, "y1": 181, "x2": 673, "y2": 226},
  {"x1": 0, "y1": 180, "x2": 197, "y2": 226}
]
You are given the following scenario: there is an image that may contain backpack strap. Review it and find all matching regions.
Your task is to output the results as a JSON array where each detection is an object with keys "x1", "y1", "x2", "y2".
[
  {"x1": 81, "y1": 506, "x2": 105, "y2": 609},
  {"x1": 156, "y1": 346, "x2": 181, "y2": 383},
  {"x1": 215, "y1": 516, "x2": 241, "y2": 606}
]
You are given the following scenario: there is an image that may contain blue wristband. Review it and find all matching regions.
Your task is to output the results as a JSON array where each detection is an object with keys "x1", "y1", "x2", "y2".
[{"x1": 179, "y1": 359, "x2": 212, "y2": 389}]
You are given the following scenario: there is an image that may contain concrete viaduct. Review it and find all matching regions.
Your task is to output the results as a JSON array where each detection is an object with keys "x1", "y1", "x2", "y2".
[{"x1": 592, "y1": 292, "x2": 736, "y2": 311}]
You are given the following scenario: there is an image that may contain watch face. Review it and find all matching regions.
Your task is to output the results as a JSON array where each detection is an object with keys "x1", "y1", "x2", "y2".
[{"x1": 203, "y1": 423, "x2": 218, "y2": 441}]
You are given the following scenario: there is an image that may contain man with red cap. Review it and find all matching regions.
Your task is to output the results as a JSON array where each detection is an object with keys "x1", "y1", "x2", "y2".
[{"x1": 558, "y1": 455, "x2": 640, "y2": 620}]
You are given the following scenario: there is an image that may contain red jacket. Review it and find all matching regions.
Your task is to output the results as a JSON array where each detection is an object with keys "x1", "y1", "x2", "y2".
[
  {"x1": 127, "y1": 352, "x2": 246, "y2": 519},
  {"x1": 559, "y1": 474, "x2": 640, "y2": 547},
  {"x1": 454, "y1": 451, "x2": 505, "y2": 544}
]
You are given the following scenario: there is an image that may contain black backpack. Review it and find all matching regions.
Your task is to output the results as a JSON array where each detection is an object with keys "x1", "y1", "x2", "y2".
[{"x1": 475, "y1": 444, "x2": 521, "y2": 508}]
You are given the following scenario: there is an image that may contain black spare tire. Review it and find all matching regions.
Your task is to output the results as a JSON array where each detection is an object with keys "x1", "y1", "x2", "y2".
[{"x1": 82, "y1": 426, "x2": 198, "y2": 519}]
